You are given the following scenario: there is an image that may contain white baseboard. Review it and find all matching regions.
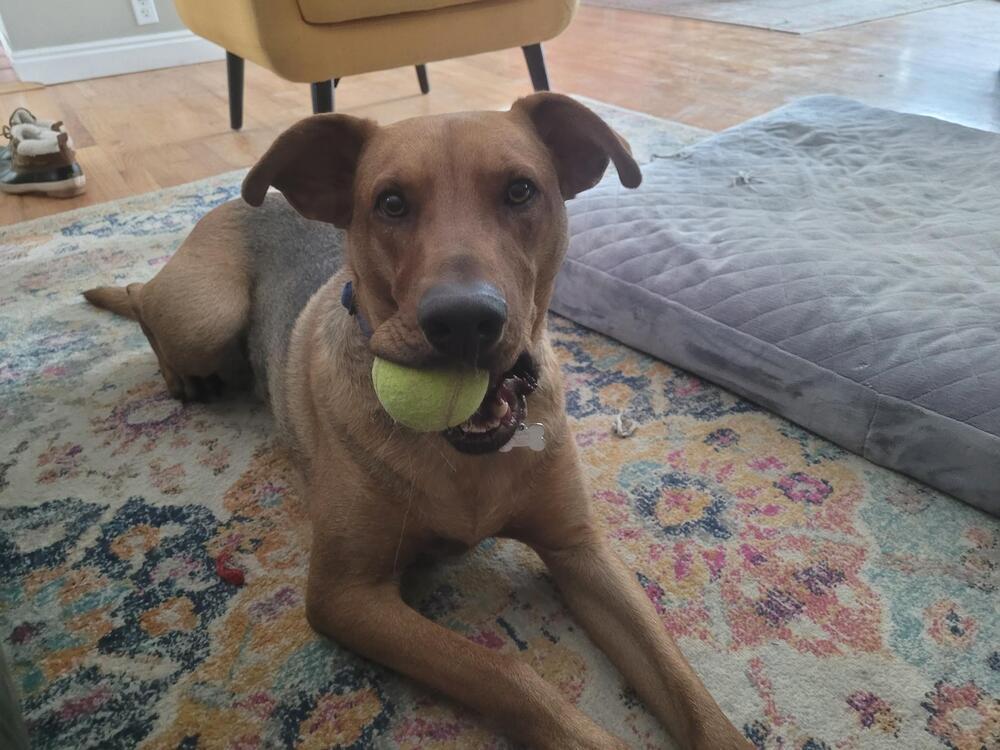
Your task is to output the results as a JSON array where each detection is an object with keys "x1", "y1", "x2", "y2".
[{"x1": 10, "y1": 30, "x2": 225, "y2": 85}]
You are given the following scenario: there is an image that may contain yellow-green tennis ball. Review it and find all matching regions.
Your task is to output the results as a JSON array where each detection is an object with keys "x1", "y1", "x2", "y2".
[{"x1": 371, "y1": 357, "x2": 489, "y2": 432}]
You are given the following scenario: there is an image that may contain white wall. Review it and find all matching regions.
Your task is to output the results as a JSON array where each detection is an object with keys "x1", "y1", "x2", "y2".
[
  {"x1": 0, "y1": 0, "x2": 223, "y2": 84},
  {"x1": 0, "y1": 0, "x2": 187, "y2": 50}
]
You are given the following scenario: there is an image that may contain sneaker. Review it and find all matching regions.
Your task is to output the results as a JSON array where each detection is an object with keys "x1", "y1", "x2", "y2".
[{"x1": 1, "y1": 113, "x2": 85, "y2": 198}]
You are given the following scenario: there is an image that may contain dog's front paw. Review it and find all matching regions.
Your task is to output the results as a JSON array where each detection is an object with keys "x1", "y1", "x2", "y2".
[
  {"x1": 542, "y1": 724, "x2": 629, "y2": 750},
  {"x1": 692, "y1": 725, "x2": 754, "y2": 750}
]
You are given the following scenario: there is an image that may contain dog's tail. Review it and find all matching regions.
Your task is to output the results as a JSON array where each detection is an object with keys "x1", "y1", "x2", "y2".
[{"x1": 82, "y1": 283, "x2": 143, "y2": 320}]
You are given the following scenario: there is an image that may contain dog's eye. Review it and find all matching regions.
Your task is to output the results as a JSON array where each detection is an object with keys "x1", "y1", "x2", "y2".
[
  {"x1": 506, "y1": 179, "x2": 536, "y2": 206},
  {"x1": 376, "y1": 190, "x2": 408, "y2": 218}
]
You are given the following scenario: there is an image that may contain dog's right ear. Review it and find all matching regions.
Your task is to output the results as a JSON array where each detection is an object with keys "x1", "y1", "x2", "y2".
[
  {"x1": 512, "y1": 93, "x2": 641, "y2": 200},
  {"x1": 242, "y1": 114, "x2": 376, "y2": 227}
]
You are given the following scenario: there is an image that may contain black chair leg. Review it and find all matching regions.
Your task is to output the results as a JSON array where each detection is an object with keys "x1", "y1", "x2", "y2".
[
  {"x1": 522, "y1": 44, "x2": 549, "y2": 92},
  {"x1": 311, "y1": 80, "x2": 334, "y2": 114},
  {"x1": 226, "y1": 52, "x2": 244, "y2": 130},
  {"x1": 415, "y1": 64, "x2": 430, "y2": 94}
]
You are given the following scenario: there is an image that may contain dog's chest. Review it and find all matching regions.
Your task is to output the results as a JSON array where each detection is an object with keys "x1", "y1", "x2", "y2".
[
  {"x1": 416, "y1": 463, "x2": 527, "y2": 546},
  {"x1": 421, "y1": 494, "x2": 513, "y2": 548}
]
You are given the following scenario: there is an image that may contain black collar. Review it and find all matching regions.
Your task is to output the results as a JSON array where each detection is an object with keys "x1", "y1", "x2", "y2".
[{"x1": 340, "y1": 281, "x2": 373, "y2": 339}]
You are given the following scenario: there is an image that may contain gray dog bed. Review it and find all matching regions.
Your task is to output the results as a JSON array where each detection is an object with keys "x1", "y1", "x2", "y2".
[{"x1": 555, "y1": 96, "x2": 999, "y2": 515}]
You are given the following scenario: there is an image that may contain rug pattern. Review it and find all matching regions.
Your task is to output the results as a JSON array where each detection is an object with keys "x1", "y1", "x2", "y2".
[{"x1": 1, "y1": 104, "x2": 998, "y2": 750}]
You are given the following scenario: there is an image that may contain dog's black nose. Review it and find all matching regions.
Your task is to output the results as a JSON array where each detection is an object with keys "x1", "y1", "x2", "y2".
[{"x1": 418, "y1": 282, "x2": 507, "y2": 359}]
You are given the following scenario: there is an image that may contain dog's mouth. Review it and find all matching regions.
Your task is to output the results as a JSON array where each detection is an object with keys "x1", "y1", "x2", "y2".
[{"x1": 443, "y1": 353, "x2": 538, "y2": 454}]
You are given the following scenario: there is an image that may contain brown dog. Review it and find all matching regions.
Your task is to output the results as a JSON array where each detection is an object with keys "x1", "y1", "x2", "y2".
[{"x1": 85, "y1": 94, "x2": 750, "y2": 750}]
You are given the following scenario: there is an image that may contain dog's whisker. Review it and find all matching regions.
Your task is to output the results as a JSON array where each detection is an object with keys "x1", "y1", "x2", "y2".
[
  {"x1": 392, "y1": 478, "x2": 416, "y2": 578},
  {"x1": 435, "y1": 444, "x2": 456, "y2": 473}
]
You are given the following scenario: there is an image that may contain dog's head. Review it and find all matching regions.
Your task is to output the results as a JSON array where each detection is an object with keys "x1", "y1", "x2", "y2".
[{"x1": 243, "y1": 94, "x2": 640, "y2": 452}]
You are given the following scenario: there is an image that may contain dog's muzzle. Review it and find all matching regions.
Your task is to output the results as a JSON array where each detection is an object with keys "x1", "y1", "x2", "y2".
[{"x1": 443, "y1": 352, "x2": 538, "y2": 454}]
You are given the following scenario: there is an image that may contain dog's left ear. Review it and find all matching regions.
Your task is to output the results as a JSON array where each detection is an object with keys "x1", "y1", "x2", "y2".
[
  {"x1": 512, "y1": 93, "x2": 641, "y2": 199},
  {"x1": 242, "y1": 114, "x2": 376, "y2": 227}
]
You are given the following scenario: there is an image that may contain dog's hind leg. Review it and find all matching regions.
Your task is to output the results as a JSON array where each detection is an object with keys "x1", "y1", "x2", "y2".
[
  {"x1": 84, "y1": 281, "x2": 190, "y2": 397},
  {"x1": 134, "y1": 256, "x2": 252, "y2": 400},
  {"x1": 85, "y1": 203, "x2": 255, "y2": 400}
]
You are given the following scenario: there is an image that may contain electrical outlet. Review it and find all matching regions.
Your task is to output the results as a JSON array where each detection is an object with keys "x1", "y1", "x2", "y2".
[{"x1": 130, "y1": 0, "x2": 159, "y2": 26}]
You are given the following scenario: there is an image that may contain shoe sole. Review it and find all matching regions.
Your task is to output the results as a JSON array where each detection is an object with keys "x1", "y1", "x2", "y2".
[{"x1": 0, "y1": 174, "x2": 86, "y2": 198}]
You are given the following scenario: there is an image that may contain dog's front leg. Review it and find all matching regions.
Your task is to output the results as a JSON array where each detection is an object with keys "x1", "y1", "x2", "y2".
[
  {"x1": 510, "y1": 451, "x2": 751, "y2": 750},
  {"x1": 532, "y1": 534, "x2": 751, "y2": 750},
  {"x1": 305, "y1": 537, "x2": 629, "y2": 750}
]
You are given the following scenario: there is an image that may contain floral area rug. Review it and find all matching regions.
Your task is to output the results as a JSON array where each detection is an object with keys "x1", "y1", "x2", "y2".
[{"x1": 0, "y1": 100, "x2": 997, "y2": 750}]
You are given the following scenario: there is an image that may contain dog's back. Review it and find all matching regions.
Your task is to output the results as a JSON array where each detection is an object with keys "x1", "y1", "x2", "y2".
[{"x1": 241, "y1": 194, "x2": 345, "y2": 405}]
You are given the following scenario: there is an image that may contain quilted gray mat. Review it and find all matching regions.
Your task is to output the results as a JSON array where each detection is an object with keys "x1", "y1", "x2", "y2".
[{"x1": 556, "y1": 96, "x2": 1000, "y2": 514}]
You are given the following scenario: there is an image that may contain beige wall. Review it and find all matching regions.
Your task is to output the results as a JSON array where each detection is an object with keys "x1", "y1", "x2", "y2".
[{"x1": 0, "y1": 0, "x2": 187, "y2": 51}]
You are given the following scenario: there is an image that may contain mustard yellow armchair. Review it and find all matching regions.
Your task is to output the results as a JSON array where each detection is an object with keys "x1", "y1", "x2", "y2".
[{"x1": 174, "y1": 0, "x2": 578, "y2": 129}]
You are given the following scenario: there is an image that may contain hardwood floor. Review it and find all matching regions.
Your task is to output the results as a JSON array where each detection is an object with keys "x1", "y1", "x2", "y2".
[{"x1": 0, "y1": 1, "x2": 997, "y2": 225}]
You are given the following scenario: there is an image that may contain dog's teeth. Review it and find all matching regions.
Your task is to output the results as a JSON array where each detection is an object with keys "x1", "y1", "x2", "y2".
[
  {"x1": 460, "y1": 411, "x2": 504, "y2": 434},
  {"x1": 492, "y1": 398, "x2": 510, "y2": 420}
]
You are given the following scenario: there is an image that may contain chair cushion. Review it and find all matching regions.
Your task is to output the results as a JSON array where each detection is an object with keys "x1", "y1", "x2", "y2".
[
  {"x1": 554, "y1": 96, "x2": 1000, "y2": 515},
  {"x1": 297, "y1": 0, "x2": 486, "y2": 25}
]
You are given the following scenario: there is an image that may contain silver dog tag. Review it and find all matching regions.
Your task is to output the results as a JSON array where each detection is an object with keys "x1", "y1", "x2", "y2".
[{"x1": 499, "y1": 422, "x2": 545, "y2": 452}]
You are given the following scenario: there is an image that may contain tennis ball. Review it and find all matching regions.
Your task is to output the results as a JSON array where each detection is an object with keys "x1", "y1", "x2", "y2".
[{"x1": 371, "y1": 357, "x2": 489, "y2": 432}]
